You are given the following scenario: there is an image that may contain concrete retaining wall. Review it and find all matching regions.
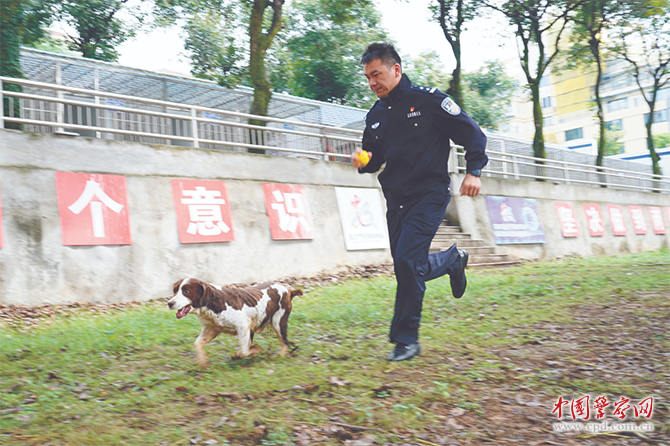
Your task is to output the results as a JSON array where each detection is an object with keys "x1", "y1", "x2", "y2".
[
  {"x1": 1, "y1": 130, "x2": 668, "y2": 305},
  {"x1": 448, "y1": 175, "x2": 669, "y2": 260},
  {"x1": 0, "y1": 130, "x2": 391, "y2": 305}
]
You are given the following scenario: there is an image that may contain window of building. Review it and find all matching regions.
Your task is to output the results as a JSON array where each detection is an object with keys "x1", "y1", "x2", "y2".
[
  {"x1": 565, "y1": 128, "x2": 583, "y2": 141},
  {"x1": 542, "y1": 97, "x2": 552, "y2": 108},
  {"x1": 658, "y1": 88, "x2": 669, "y2": 102},
  {"x1": 540, "y1": 75, "x2": 551, "y2": 87},
  {"x1": 644, "y1": 109, "x2": 669, "y2": 124},
  {"x1": 607, "y1": 97, "x2": 628, "y2": 112},
  {"x1": 543, "y1": 115, "x2": 553, "y2": 127},
  {"x1": 606, "y1": 119, "x2": 623, "y2": 131}
]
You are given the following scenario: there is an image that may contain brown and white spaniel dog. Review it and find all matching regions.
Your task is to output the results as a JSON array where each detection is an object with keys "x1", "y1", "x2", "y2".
[{"x1": 167, "y1": 278, "x2": 302, "y2": 368}]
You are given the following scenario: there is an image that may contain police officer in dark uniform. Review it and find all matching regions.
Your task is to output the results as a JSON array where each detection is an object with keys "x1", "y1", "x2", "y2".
[{"x1": 352, "y1": 43, "x2": 488, "y2": 361}]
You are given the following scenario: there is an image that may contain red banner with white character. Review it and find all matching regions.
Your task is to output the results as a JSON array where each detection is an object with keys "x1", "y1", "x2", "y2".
[
  {"x1": 0, "y1": 181, "x2": 4, "y2": 249},
  {"x1": 171, "y1": 179, "x2": 235, "y2": 244},
  {"x1": 555, "y1": 202, "x2": 579, "y2": 237},
  {"x1": 55, "y1": 172, "x2": 132, "y2": 246},
  {"x1": 262, "y1": 183, "x2": 314, "y2": 240},
  {"x1": 582, "y1": 203, "x2": 605, "y2": 237},
  {"x1": 628, "y1": 206, "x2": 648, "y2": 235},
  {"x1": 648, "y1": 206, "x2": 666, "y2": 235},
  {"x1": 607, "y1": 205, "x2": 627, "y2": 236}
]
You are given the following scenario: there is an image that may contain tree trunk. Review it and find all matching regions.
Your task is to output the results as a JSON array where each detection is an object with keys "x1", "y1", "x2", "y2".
[
  {"x1": 248, "y1": 0, "x2": 283, "y2": 154},
  {"x1": 0, "y1": 0, "x2": 24, "y2": 130},
  {"x1": 529, "y1": 81, "x2": 545, "y2": 180},
  {"x1": 646, "y1": 115, "x2": 661, "y2": 176},
  {"x1": 447, "y1": 43, "x2": 463, "y2": 107}
]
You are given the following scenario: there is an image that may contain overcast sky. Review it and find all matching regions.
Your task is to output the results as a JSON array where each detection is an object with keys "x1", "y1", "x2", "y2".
[{"x1": 116, "y1": 0, "x2": 519, "y2": 77}]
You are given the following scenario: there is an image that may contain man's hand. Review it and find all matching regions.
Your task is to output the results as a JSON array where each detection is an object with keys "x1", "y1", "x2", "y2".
[
  {"x1": 351, "y1": 148, "x2": 372, "y2": 169},
  {"x1": 459, "y1": 174, "x2": 481, "y2": 197}
]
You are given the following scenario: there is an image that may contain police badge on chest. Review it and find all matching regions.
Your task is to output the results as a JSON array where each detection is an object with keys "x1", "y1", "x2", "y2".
[{"x1": 407, "y1": 106, "x2": 421, "y2": 118}]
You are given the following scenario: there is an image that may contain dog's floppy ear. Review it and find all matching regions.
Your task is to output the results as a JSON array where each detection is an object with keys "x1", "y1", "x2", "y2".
[
  {"x1": 172, "y1": 279, "x2": 183, "y2": 295},
  {"x1": 191, "y1": 280, "x2": 212, "y2": 308}
]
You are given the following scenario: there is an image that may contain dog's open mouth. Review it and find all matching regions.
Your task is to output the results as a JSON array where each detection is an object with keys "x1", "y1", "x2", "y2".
[{"x1": 176, "y1": 305, "x2": 192, "y2": 319}]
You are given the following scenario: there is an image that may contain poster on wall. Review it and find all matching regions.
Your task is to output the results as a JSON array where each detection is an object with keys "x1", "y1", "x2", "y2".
[
  {"x1": 55, "y1": 172, "x2": 132, "y2": 246},
  {"x1": 334, "y1": 187, "x2": 389, "y2": 250},
  {"x1": 0, "y1": 181, "x2": 3, "y2": 249},
  {"x1": 485, "y1": 196, "x2": 546, "y2": 244},
  {"x1": 647, "y1": 206, "x2": 666, "y2": 235},
  {"x1": 171, "y1": 179, "x2": 235, "y2": 244},
  {"x1": 262, "y1": 183, "x2": 314, "y2": 240},
  {"x1": 554, "y1": 202, "x2": 580, "y2": 238},
  {"x1": 628, "y1": 205, "x2": 648, "y2": 235},
  {"x1": 582, "y1": 203, "x2": 605, "y2": 237},
  {"x1": 607, "y1": 205, "x2": 627, "y2": 236}
]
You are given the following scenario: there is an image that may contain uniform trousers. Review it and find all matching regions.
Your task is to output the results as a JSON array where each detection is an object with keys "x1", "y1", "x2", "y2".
[{"x1": 387, "y1": 191, "x2": 461, "y2": 346}]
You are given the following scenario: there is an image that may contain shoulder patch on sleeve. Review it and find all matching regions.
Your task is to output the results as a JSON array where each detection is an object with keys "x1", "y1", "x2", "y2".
[
  {"x1": 411, "y1": 84, "x2": 437, "y2": 94},
  {"x1": 441, "y1": 97, "x2": 461, "y2": 115}
]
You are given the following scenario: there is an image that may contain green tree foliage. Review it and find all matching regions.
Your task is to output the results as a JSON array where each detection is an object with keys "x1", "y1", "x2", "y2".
[
  {"x1": 654, "y1": 133, "x2": 670, "y2": 149},
  {"x1": 275, "y1": 0, "x2": 389, "y2": 108},
  {"x1": 612, "y1": 2, "x2": 670, "y2": 177},
  {"x1": 403, "y1": 50, "x2": 450, "y2": 93},
  {"x1": 52, "y1": 0, "x2": 145, "y2": 62},
  {"x1": 462, "y1": 60, "x2": 515, "y2": 130},
  {"x1": 0, "y1": 0, "x2": 53, "y2": 79},
  {"x1": 182, "y1": 4, "x2": 246, "y2": 88},
  {"x1": 600, "y1": 129, "x2": 624, "y2": 156},
  {"x1": 430, "y1": 0, "x2": 482, "y2": 107},
  {"x1": 485, "y1": 0, "x2": 581, "y2": 165}
]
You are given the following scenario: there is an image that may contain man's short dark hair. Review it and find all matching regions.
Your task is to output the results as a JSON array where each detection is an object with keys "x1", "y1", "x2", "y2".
[{"x1": 361, "y1": 43, "x2": 402, "y2": 68}]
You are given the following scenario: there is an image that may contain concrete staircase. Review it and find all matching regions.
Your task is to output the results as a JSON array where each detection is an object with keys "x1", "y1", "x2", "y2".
[{"x1": 430, "y1": 221, "x2": 521, "y2": 269}]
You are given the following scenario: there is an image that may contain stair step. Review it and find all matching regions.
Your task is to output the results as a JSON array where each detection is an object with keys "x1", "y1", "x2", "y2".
[
  {"x1": 432, "y1": 239, "x2": 488, "y2": 248},
  {"x1": 436, "y1": 226, "x2": 463, "y2": 234},
  {"x1": 468, "y1": 254, "x2": 512, "y2": 263},
  {"x1": 429, "y1": 246, "x2": 496, "y2": 255},
  {"x1": 433, "y1": 233, "x2": 472, "y2": 240},
  {"x1": 468, "y1": 260, "x2": 522, "y2": 269}
]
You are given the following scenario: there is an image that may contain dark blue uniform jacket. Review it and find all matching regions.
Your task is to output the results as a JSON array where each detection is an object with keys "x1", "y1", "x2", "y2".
[{"x1": 359, "y1": 73, "x2": 488, "y2": 210}]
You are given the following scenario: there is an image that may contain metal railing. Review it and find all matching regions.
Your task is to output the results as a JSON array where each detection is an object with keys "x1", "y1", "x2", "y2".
[
  {"x1": 2, "y1": 76, "x2": 669, "y2": 193},
  {"x1": 0, "y1": 77, "x2": 360, "y2": 161}
]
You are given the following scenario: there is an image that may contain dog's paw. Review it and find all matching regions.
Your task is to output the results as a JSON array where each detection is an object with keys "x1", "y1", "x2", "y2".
[
  {"x1": 249, "y1": 345, "x2": 263, "y2": 355},
  {"x1": 197, "y1": 360, "x2": 210, "y2": 369}
]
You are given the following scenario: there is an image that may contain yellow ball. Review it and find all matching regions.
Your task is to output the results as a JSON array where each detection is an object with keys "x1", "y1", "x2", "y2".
[{"x1": 356, "y1": 150, "x2": 370, "y2": 167}]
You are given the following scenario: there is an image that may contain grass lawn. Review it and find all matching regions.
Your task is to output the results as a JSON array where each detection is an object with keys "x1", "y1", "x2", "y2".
[{"x1": 1, "y1": 249, "x2": 668, "y2": 445}]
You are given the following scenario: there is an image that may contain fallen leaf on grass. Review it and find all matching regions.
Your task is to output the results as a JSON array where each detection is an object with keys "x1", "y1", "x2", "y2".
[
  {"x1": 211, "y1": 392, "x2": 239, "y2": 399},
  {"x1": 372, "y1": 385, "x2": 392, "y2": 397},
  {"x1": 449, "y1": 407, "x2": 465, "y2": 417},
  {"x1": 175, "y1": 387, "x2": 189, "y2": 393},
  {"x1": 328, "y1": 376, "x2": 349, "y2": 386},
  {"x1": 445, "y1": 418, "x2": 465, "y2": 430}
]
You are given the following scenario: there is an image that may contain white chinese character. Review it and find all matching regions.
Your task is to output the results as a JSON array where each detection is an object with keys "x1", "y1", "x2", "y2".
[
  {"x1": 649, "y1": 208, "x2": 664, "y2": 231},
  {"x1": 180, "y1": 186, "x2": 230, "y2": 236},
  {"x1": 611, "y1": 208, "x2": 626, "y2": 233},
  {"x1": 270, "y1": 190, "x2": 311, "y2": 233},
  {"x1": 585, "y1": 206, "x2": 604, "y2": 233},
  {"x1": 558, "y1": 207, "x2": 577, "y2": 233},
  {"x1": 68, "y1": 179, "x2": 124, "y2": 238},
  {"x1": 630, "y1": 208, "x2": 647, "y2": 231}
]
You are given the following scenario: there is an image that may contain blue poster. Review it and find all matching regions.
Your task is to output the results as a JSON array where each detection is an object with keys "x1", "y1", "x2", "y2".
[{"x1": 485, "y1": 196, "x2": 547, "y2": 244}]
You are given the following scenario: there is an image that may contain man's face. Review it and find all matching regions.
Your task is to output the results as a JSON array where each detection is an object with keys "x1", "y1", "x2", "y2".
[{"x1": 364, "y1": 58, "x2": 401, "y2": 99}]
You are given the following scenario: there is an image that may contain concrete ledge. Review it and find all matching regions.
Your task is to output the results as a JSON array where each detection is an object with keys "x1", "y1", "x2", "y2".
[
  {"x1": 0, "y1": 130, "x2": 391, "y2": 305},
  {"x1": 448, "y1": 174, "x2": 670, "y2": 260}
]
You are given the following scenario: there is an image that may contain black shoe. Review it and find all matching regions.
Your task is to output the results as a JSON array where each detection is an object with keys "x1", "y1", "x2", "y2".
[
  {"x1": 386, "y1": 342, "x2": 421, "y2": 361},
  {"x1": 450, "y1": 249, "x2": 469, "y2": 299}
]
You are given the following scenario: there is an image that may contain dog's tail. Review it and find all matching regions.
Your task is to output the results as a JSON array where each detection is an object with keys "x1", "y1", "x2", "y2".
[{"x1": 289, "y1": 289, "x2": 303, "y2": 300}]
